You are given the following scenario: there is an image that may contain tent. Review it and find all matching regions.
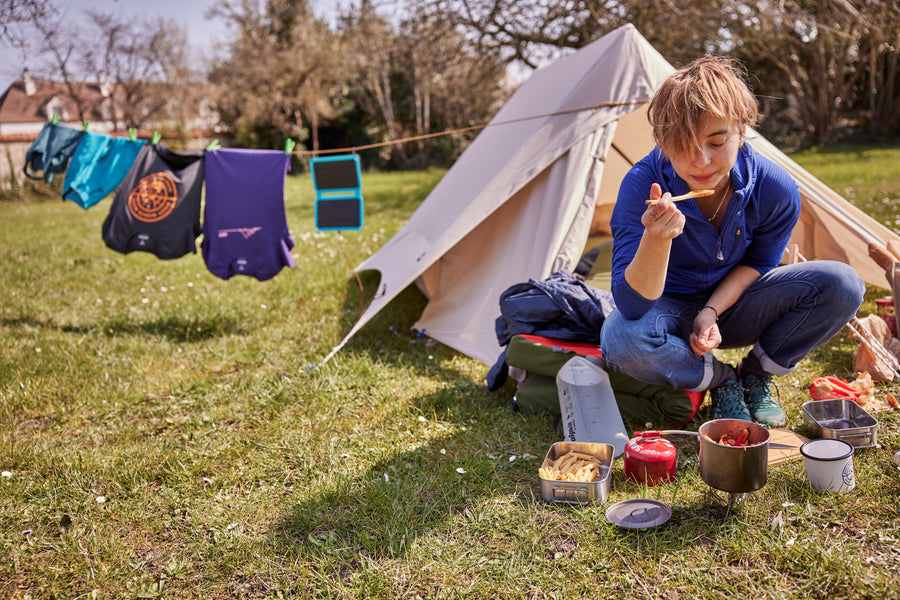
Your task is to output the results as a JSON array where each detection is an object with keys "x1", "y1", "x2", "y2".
[{"x1": 323, "y1": 23, "x2": 900, "y2": 368}]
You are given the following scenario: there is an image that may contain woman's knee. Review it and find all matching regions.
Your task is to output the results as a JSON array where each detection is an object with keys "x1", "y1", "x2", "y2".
[
  {"x1": 601, "y1": 311, "x2": 662, "y2": 364},
  {"x1": 820, "y1": 261, "x2": 865, "y2": 313}
]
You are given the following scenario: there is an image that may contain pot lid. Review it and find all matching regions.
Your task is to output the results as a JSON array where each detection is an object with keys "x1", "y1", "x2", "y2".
[{"x1": 605, "y1": 498, "x2": 672, "y2": 529}]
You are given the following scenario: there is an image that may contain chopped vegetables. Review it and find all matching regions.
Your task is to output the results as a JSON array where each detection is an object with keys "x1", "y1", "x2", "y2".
[
  {"x1": 809, "y1": 376, "x2": 863, "y2": 402},
  {"x1": 718, "y1": 427, "x2": 751, "y2": 446}
]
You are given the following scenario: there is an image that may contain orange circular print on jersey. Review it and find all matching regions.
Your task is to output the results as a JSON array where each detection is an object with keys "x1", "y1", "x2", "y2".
[{"x1": 128, "y1": 172, "x2": 178, "y2": 222}]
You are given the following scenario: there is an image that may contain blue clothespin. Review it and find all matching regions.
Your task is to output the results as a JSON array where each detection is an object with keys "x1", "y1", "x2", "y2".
[
  {"x1": 206, "y1": 138, "x2": 222, "y2": 151},
  {"x1": 151, "y1": 131, "x2": 162, "y2": 145},
  {"x1": 284, "y1": 138, "x2": 296, "y2": 155},
  {"x1": 128, "y1": 128, "x2": 137, "y2": 142},
  {"x1": 50, "y1": 113, "x2": 60, "y2": 125}
]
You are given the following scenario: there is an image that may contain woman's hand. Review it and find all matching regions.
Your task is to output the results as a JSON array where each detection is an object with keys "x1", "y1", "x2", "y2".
[
  {"x1": 641, "y1": 183, "x2": 684, "y2": 239},
  {"x1": 690, "y1": 307, "x2": 722, "y2": 355}
]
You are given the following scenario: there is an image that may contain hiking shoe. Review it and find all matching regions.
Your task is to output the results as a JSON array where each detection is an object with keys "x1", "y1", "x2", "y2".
[
  {"x1": 709, "y1": 379, "x2": 752, "y2": 421},
  {"x1": 742, "y1": 374, "x2": 786, "y2": 427}
]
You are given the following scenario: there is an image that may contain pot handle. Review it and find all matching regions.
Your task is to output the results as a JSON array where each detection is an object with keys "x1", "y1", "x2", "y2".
[{"x1": 634, "y1": 430, "x2": 700, "y2": 438}]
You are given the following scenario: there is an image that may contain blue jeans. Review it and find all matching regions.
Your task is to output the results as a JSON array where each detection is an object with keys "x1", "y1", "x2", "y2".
[{"x1": 599, "y1": 261, "x2": 865, "y2": 392}]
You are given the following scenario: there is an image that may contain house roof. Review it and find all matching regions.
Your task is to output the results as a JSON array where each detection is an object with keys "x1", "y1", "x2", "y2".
[
  {"x1": 0, "y1": 77, "x2": 105, "y2": 124},
  {"x1": 0, "y1": 73, "x2": 220, "y2": 134}
]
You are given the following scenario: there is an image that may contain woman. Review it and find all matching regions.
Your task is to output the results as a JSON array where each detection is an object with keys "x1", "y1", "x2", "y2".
[{"x1": 599, "y1": 56, "x2": 865, "y2": 426}]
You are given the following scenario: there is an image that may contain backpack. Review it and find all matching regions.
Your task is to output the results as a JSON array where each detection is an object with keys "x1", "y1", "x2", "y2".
[{"x1": 507, "y1": 334, "x2": 704, "y2": 429}]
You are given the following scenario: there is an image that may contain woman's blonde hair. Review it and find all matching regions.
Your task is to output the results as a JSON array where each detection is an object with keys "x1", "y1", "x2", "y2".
[{"x1": 648, "y1": 55, "x2": 758, "y2": 158}]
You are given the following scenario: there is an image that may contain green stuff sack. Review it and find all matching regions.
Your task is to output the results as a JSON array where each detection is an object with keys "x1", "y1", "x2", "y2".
[
  {"x1": 506, "y1": 334, "x2": 703, "y2": 428},
  {"x1": 512, "y1": 374, "x2": 559, "y2": 415}
]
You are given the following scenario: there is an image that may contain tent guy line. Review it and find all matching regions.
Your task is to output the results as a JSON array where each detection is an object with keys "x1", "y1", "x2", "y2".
[{"x1": 298, "y1": 100, "x2": 649, "y2": 157}]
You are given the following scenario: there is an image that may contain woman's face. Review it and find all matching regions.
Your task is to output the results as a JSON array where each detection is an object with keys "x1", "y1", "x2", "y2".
[{"x1": 669, "y1": 115, "x2": 742, "y2": 192}]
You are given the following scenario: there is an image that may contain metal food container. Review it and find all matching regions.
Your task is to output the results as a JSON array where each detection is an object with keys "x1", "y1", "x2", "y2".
[
  {"x1": 802, "y1": 399, "x2": 878, "y2": 448},
  {"x1": 539, "y1": 441, "x2": 613, "y2": 505}
]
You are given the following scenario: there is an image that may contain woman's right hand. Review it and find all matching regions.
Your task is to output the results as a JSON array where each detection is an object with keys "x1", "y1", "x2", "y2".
[{"x1": 641, "y1": 183, "x2": 685, "y2": 239}]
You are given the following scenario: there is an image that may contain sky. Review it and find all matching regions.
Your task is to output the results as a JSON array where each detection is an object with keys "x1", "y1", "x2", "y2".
[{"x1": 0, "y1": 0, "x2": 350, "y2": 93}]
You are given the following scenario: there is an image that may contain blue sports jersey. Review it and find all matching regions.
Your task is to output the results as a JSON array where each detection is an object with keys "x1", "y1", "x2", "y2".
[
  {"x1": 63, "y1": 132, "x2": 146, "y2": 209},
  {"x1": 23, "y1": 122, "x2": 85, "y2": 183}
]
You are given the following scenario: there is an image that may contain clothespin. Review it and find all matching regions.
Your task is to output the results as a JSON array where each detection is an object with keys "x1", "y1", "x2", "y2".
[
  {"x1": 284, "y1": 138, "x2": 296, "y2": 155},
  {"x1": 128, "y1": 128, "x2": 137, "y2": 142},
  {"x1": 206, "y1": 138, "x2": 221, "y2": 151},
  {"x1": 50, "y1": 113, "x2": 60, "y2": 125},
  {"x1": 82, "y1": 120, "x2": 89, "y2": 131},
  {"x1": 151, "y1": 131, "x2": 162, "y2": 145}
]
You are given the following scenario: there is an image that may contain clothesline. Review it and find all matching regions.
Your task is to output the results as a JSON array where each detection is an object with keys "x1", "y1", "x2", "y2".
[{"x1": 296, "y1": 100, "x2": 648, "y2": 156}]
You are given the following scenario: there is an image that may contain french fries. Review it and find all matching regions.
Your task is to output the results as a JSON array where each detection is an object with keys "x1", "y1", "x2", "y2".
[{"x1": 539, "y1": 450, "x2": 602, "y2": 482}]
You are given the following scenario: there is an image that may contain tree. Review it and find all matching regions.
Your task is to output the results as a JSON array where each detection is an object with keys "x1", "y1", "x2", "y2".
[
  {"x1": 401, "y1": 2, "x2": 508, "y2": 164},
  {"x1": 434, "y1": 0, "x2": 900, "y2": 147},
  {"x1": 340, "y1": 1, "x2": 406, "y2": 163},
  {"x1": 80, "y1": 11, "x2": 197, "y2": 132},
  {"x1": 0, "y1": 0, "x2": 53, "y2": 47},
  {"x1": 730, "y1": 0, "x2": 867, "y2": 146},
  {"x1": 339, "y1": 0, "x2": 509, "y2": 167},
  {"x1": 430, "y1": 0, "x2": 733, "y2": 70},
  {"x1": 856, "y1": 0, "x2": 900, "y2": 139},
  {"x1": 210, "y1": 0, "x2": 342, "y2": 151},
  {"x1": 8, "y1": 1, "x2": 200, "y2": 133}
]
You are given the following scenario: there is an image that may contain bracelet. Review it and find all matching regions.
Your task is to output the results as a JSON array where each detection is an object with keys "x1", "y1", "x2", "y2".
[{"x1": 702, "y1": 305, "x2": 719, "y2": 320}]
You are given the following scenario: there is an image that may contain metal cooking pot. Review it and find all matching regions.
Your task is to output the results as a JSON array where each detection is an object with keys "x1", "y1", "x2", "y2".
[{"x1": 699, "y1": 419, "x2": 770, "y2": 493}]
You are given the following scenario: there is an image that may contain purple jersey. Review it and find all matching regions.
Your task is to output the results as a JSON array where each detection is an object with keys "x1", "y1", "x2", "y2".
[{"x1": 202, "y1": 148, "x2": 294, "y2": 281}]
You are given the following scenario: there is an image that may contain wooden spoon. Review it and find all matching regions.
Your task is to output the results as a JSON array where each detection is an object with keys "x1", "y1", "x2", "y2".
[{"x1": 645, "y1": 189, "x2": 715, "y2": 205}]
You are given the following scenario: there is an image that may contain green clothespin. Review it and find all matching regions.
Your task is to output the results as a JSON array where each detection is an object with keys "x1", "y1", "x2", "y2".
[
  {"x1": 128, "y1": 128, "x2": 137, "y2": 142},
  {"x1": 82, "y1": 120, "x2": 89, "y2": 132},
  {"x1": 151, "y1": 131, "x2": 162, "y2": 145},
  {"x1": 206, "y1": 138, "x2": 221, "y2": 151},
  {"x1": 284, "y1": 138, "x2": 296, "y2": 155},
  {"x1": 50, "y1": 113, "x2": 60, "y2": 125}
]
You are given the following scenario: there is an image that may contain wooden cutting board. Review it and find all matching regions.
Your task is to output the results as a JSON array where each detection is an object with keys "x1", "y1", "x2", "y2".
[{"x1": 767, "y1": 428, "x2": 810, "y2": 466}]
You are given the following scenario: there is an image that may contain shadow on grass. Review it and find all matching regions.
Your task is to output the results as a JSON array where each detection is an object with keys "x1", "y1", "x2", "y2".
[
  {"x1": 0, "y1": 315, "x2": 247, "y2": 342},
  {"x1": 99, "y1": 316, "x2": 248, "y2": 342},
  {"x1": 270, "y1": 390, "x2": 766, "y2": 565},
  {"x1": 331, "y1": 268, "x2": 459, "y2": 368},
  {"x1": 272, "y1": 394, "x2": 539, "y2": 559}
]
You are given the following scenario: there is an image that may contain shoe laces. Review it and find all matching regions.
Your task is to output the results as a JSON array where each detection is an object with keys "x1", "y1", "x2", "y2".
[
  {"x1": 743, "y1": 375, "x2": 780, "y2": 409},
  {"x1": 712, "y1": 380, "x2": 747, "y2": 414}
]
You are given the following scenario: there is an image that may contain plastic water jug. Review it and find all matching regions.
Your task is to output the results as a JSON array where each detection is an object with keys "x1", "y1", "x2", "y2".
[{"x1": 556, "y1": 355, "x2": 628, "y2": 457}]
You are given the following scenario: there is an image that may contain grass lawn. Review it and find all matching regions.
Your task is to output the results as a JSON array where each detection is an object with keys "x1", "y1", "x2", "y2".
[{"x1": 2, "y1": 147, "x2": 900, "y2": 599}]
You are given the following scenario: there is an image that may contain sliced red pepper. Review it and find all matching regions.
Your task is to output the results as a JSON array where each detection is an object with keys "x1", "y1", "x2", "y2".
[
  {"x1": 809, "y1": 376, "x2": 863, "y2": 402},
  {"x1": 717, "y1": 428, "x2": 751, "y2": 446}
]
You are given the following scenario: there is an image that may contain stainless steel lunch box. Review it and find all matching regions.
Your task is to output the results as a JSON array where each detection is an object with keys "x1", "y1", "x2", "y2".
[
  {"x1": 802, "y1": 399, "x2": 878, "y2": 448},
  {"x1": 539, "y1": 441, "x2": 614, "y2": 505}
]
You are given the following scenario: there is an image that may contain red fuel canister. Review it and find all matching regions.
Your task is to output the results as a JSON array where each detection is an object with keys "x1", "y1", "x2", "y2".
[{"x1": 623, "y1": 431, "x2": 677, "y2": 486}]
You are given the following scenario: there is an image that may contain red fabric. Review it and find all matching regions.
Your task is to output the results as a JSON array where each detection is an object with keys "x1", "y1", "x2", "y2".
[
  {"x1": 518, "y1": 334, "x2": 705, "y2": 426},
  {"x1": 519, "y1": 334, "x2": 602, "y2": 358}
]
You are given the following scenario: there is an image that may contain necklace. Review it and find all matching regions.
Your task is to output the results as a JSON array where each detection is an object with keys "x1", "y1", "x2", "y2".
[{"x1": 707, "y1": 182, "x2": 732, "y2": 224}]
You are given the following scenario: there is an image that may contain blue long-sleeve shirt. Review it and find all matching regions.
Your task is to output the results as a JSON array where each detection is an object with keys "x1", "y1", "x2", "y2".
[{"x1": 609, "y1": 143, "x2": 801, "y2": 319}]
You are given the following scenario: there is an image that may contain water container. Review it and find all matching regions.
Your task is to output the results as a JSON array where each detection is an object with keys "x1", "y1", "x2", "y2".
[{"x1": 556, "y1": 355, "x2": 628, "y2": 457}]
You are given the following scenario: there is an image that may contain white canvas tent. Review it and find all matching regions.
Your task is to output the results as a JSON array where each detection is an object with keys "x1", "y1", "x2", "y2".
[{"x1": 324, "y1": 24, "x2": 900, "y2": 367}]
